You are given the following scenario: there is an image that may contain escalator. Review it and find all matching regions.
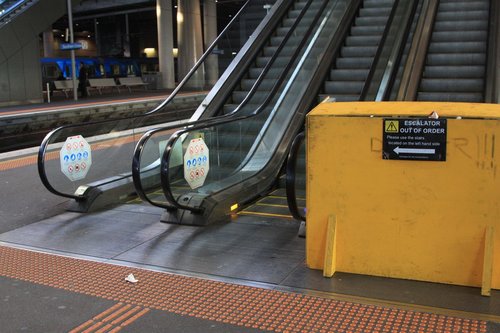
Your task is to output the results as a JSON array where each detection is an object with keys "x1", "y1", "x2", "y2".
[
  {"x1": 239, "y1": 0, "x2": 398, "y2": 219},
  {"x1": 284, "y1": 0, "x2": 500, "y2": 230},
  {"x1": 133, "y1": 0, "x2": 423, "y2": 225},
  {"x1": 37, "y1": 0, "x2": 303, "y2": 211},
  {"x1": 417, "y1": 0, "x2": 490, "y2": 102},
  {"x1": 397, "y1": 0, "x2": 499, "y2": 103},
  {"x1": 320, "y1": 0, "x2": 395, "y2": 102}
]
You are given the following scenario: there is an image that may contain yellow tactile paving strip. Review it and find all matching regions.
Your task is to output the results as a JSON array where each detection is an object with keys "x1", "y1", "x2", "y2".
[{"x1": 0, "y1": 245, "x2": 490, "y2": 333}]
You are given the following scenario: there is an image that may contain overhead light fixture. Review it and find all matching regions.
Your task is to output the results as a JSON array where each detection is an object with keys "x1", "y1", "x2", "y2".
[{"x1": 144, "y1": 48, "x2": 157, "y2": 57}]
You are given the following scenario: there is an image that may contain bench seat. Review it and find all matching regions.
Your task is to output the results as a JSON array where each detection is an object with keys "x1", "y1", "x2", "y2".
[
  {"x1": 118, "y1": 77, "x2": 150, "y2": 92},
  {"x1": 88, "y1": 78, "x2": 121, "y2": 95}
]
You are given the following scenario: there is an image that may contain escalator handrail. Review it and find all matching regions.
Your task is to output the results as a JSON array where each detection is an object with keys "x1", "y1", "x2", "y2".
[
  {"x1": 159, "y1": 0, "x2": 332, "y2": 213},
  {"x1": 133, "y1": 0, "x2": 318, "y2": 209},
  {"x1": 37, "y1": 0, "x2": 254, "y2": 200},
  {"x1": 285, "y1": 132, "x2": 306, "y2": 222},
  {"x1": 396, "y1": 0, "x2": 439, "y2": 101},
  {"x1": 359, "y1": 0, "x2": 401, "y2": 101}
]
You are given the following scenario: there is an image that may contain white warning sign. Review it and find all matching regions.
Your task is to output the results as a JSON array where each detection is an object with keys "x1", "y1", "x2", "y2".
[
  {"x1": 184, "y1": 138, "x2": 209, "y2": 189},
  {"x1": 60, "y1": 135, "x2": 92, "y2": 181}
]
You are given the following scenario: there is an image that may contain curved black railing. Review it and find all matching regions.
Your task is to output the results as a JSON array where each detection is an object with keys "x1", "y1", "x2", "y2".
[
  {"x1": 285, "y1": 132, "x2": 306, "y2": 222},
  {"x1": 133, "y1": 0, "x2": 320, "y2": 209},
  {"x1": 158, "y1": 0, "x2": 332, "y2": 213},
  {"x1": 38, "y1": 0, "x2": 254, "y2": 200}
]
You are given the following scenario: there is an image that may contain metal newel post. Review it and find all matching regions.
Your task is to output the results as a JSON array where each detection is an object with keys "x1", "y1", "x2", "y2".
[{"x1": 67, "y1": 0, "x2": 78, "y2": 101}]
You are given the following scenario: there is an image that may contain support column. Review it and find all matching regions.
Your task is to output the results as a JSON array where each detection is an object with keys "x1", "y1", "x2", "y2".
[
  {"x1": 43, "y1": 29, "x2": 54, "y2": 58},
  {"x1": 177, "y1": 0, "x2": 203, "y2": 88},
  {"x1": 94, "y1": 18, "x2": 101, "y2": 56},
  {"x1": 124, "y1": 14, "x2": 131, "y2": 57},
  {"x1": 157, "y1": 0, "x2": 175, "y2": 89},
  {"x1": 204, "y1": 0, "x2": 218, "y2": 87}
]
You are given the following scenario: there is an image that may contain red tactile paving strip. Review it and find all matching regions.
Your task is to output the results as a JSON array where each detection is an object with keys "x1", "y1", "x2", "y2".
[{"x1": 0, "y1": 246, "x2": 490, "y2": 333}]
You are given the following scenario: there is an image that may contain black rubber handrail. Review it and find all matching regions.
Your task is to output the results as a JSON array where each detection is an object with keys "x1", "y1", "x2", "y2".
[
  {"x1": 133, "y1": 0, "x2": 318, "y2": 208},
  {"x1": 159, "y1": 0, "x2": 332, "y2": 213},
  {"x1": 359, "y1": 0, "x2": 401, "y2": 101},
  {"x1": 285, "y1": 131, "x2": 306, "y2": 222},
  {"x1": 38, "y1": 0, "x2": 253, "y2": 200}
]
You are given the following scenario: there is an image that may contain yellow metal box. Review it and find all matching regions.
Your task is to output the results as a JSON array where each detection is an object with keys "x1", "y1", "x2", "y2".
[{"x1": 306, "y1": 102, "x2": 499, "y2": 290}]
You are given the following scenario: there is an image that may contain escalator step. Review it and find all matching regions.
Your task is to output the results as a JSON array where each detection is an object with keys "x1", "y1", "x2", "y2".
[
  {"x1": 359, "y1": 7, "x2": 392, "y2": 17},
  {"x1": 427, "y1": 41, "x2": 487, "y2": 54},
  {"x1": 426, "y1": 53, "x2": 486, "y2": 66},
  {"x1": 431, "y1": 31, "x2": 487, "y2": 43},
  {"x1": 324, "y1": 81, "x2": 364, "y2": 95},
  {"x1": 438, "y1": 1, "x2": 490, "y2": 12},
  {"x1": 330, "y1": 69, "x2": 369, "y2": 81},
  {"x1": 422, "y1": 66, "x2": 485, "y2": 79},
  {"x1": 336, "y1": 57, "x2": 373, "y2": 69},
  {"x1": 436, "y1": 10, "x2": 489, "y2": 21},
  {"x1": 363, "y1": 0, "x2": 395, "y2": 8},
  {"x1": 433, "y1": 20, "x2": 488, "y2": 32},
  {"x1": 419, "y1": 78, "x2": 484, "y2": 93},
  {"x1": 417, "y1": 92, "x2": 484, "y2": 102},
  {"x1": 351, "y1": 25, "x2": 385, "y2": 36},
  {"x1": 340, "y1": 46, "x2": 378, "y2": 58},
  {"x1": 355, "y1": 16, "x2": 391, "y2": 26},
  {"x1": 350, "y1": 25, "x2": 386, "y2": 36},
  {"x1": 345, "y1": 35, "x2": 382, "y2": 46},
  {"x1": 318, "y1": 94, "x2": 360, "y2": 102}
]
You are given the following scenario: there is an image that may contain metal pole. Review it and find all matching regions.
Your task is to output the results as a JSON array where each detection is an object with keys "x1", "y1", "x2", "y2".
[
  {"x1": 67, "y1": 0, "x2": 78, "y2": 101},
  {"x1": 46, "y1": 83, "x2": 51, "y2": 103},
  {"x1": 94, "y1": 18, "x2": 100, "y2": 56}
]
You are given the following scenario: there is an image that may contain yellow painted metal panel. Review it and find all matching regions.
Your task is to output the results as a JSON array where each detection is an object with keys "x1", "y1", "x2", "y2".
[
  {"x1": 306, "y1": 102, "x2": 500, "y2": 289},
  {"x1": 323, "y1": 215, "x2": 337, "y2": 278},
  {"x1": 482, "y1": 226, "x2": 495, "y2": 296}
]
